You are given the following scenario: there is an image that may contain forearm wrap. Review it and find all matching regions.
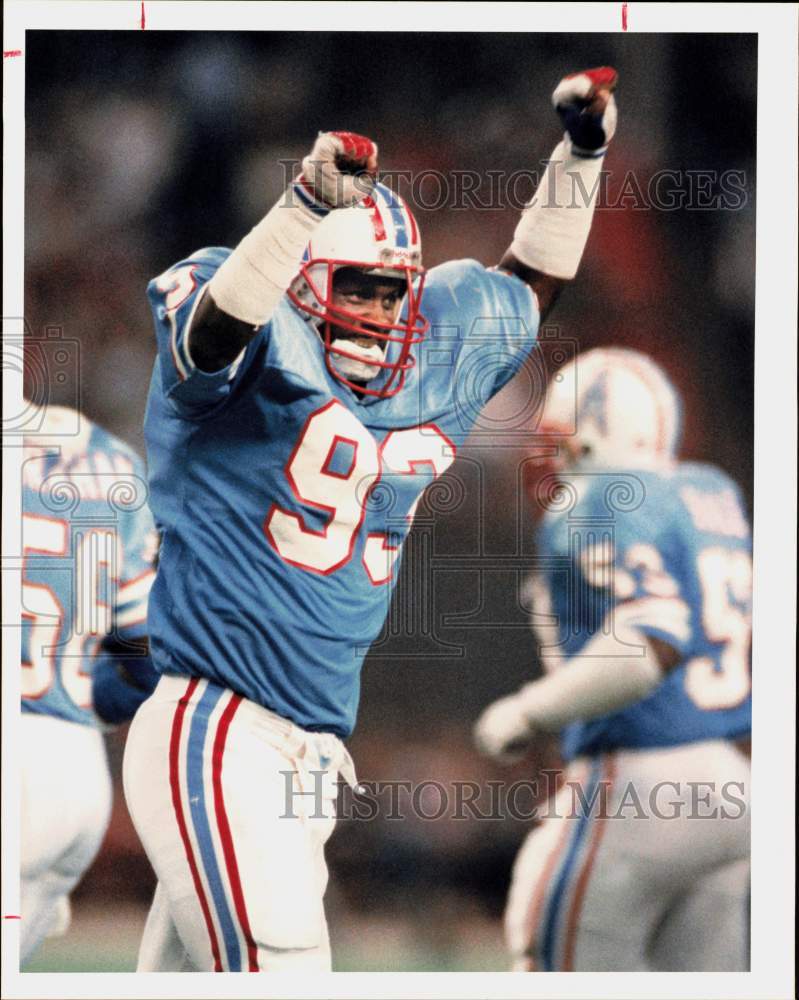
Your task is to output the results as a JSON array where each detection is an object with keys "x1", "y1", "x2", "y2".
[
  {"x1": 208, "y1": 185, "x2": 329, "y2": 327},
  {"x1": 510, "y1": 139, "x2": 605, "y2": 280}
]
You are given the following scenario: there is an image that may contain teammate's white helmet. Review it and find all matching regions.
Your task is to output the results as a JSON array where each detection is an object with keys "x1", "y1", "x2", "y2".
[
  {"x1": 288, "y1": 182, "x2": 427, "y2": 398},
  {"x1": 540, "y1": 347, "x2": 682, "y2": 469}
]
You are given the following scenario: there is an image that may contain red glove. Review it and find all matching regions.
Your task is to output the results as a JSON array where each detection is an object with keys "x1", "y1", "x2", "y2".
[{"x1": 300, "y1": 131, "x2": 378, "y2": 208}]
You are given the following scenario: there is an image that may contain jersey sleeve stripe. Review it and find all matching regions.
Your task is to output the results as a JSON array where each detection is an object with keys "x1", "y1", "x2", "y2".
[
  {"x1": 172, "y1": 282, "x2": 210, "y2": 382},
  {"x1": 118, "y1": 569, "x2": 156, "y2": 602},
  {"x1": 115, "y1": 570, "x2": 155, "y2": 626},
  {"x1": 168, "y1": 309, "x2": 190, "y2": 382},
  {"x1": 175, "y1": 328, "x2": 194, "y2": 381},
  {"x1": 115, "y1": 606, "x2": 148, "y2": 629},
  {"x1": 168, "y1": 678, "x2": 223, "y2": 971},
  {"x1": 613, "y1": 596, "x2": 692, "y2": 645}
]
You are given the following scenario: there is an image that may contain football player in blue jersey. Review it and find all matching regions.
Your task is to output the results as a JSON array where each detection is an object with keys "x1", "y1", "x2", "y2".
[
  {"x1": 474, "y1": 348, "x2": 752, "y2": 971},
  {"x1": 20, "y1": 404, "x2": 159, "y2": 964},
  {"x1": 122, "y1": 69, "x2": 620, "y2": 972}
]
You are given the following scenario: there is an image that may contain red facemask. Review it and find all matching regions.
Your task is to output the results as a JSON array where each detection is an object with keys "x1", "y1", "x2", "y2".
[{"x1": 288, "y1": 258, "x2": 428, "y2": 398}]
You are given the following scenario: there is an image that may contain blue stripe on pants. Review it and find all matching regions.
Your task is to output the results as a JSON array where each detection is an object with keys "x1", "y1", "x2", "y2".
[
  {"x1": 541, "y1": 758, "x2": 602, "y2": 970},
  {"x1": 186, "y1": 683, "x2": 242, "y2": 971}
]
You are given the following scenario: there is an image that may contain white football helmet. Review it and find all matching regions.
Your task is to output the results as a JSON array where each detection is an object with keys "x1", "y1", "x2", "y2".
[
  {"x1": 288, "y1": 182, "x2": 427, "y2": 398},
  {"x1": 540, "y1": 347, "x2": 682, "y2": 470}
]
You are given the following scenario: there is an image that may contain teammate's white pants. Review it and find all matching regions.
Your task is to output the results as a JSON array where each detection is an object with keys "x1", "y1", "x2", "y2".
[
  {"x1": 20, "y1": 713, "x2": 112, "y2": 964},
  {"x1": 505, "y1": 740, "x2": 750, "y2": 971},
  {"x1": 123, "y1": 675, "x2": 353, "y2": 972}
]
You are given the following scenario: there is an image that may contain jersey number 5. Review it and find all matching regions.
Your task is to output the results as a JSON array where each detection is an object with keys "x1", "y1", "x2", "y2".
[
  {"x1": 685, "y1": 547, "x2": 752, "y2": 710},
  {"x1": 264, "y1": 400, "x2": 454, "y2": 580},
  {"x1": 22, "y1": 513, "x2": 119, "y2": 706}
]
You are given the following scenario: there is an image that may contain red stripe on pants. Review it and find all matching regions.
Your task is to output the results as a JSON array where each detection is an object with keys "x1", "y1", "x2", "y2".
[
  {"x1": 168, "y1": 677, "x2": 222, "y2": 971},
  {"x1": 211, "y1": 694, "x2": 260, "y2": 971},
  {"x1": 562, "y1": 754, "x2": 617, "y2": 970},
  {"x1": 519, "y1": 763, "x2": 590, "y2": 967}
]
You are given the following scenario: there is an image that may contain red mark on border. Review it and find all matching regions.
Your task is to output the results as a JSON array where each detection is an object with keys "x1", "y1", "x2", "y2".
[
  {"x1": 622, "y1": 3, "x2": 628, "y2": 30},
  {"x1": 4, "y1": 914, "x2": 22, "y2": 919},
  {"x1": 140, "y1": 1, "x2": 146, "y2": 29},
  {"x1": 4, "y1": 50, "x2": 22, "y2": 58}
]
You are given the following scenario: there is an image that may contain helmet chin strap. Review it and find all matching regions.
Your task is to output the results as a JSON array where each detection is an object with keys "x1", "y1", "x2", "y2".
[{"x1": 329, "y1": 338, "x2": 386, "y2": 383}]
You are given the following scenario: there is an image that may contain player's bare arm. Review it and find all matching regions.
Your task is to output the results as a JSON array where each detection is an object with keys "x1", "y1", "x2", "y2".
[
  {"x1": 186, "y1": 292, "x2": 255, "y2": 373},
  {"x1": 473, "y1": 629, "x2": 677, "y2": 763},
  {"x1": 188, "y1": 131, "x2": 379, "y2": 372},
  {"x1": 500, "y1": 67, "x2": 618, "y2": 320}
]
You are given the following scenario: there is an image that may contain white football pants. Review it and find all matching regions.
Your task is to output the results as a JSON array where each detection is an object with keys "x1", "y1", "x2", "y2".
[
  {"x1": 123, "y1": 675, "x2": 353, "y2": 972},
  {"x1": 505, "y1": 740, "x2": 751, "y2": 971},
  {"x1": 20, "y1": 713, "x2": 112, "y2": 964}
]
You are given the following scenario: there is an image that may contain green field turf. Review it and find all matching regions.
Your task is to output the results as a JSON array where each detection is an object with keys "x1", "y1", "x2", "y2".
[{"x1": 21, "y1": 904, "x2": 507, "y2": 973}]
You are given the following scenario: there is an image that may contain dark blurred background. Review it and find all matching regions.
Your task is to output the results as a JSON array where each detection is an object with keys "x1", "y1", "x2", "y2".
[{"x1": 24, "y1": 30, "x2": 755, "y2": 970}]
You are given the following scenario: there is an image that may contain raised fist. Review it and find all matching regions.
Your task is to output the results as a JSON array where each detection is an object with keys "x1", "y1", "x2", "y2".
[
  {"x1": 552, "y1": 67, "x2": 618, "y2": 156},
  {"x1": 299, "y1": 131, "x2": 378, "y2": 209}
]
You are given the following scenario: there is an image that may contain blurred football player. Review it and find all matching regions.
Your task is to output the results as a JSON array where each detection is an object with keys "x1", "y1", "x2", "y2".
[
  {"x1": 474, "y1": 348, "x2": 751, "y2": 971},
  {"x1": 122, "y1": 69, "x2": 620, "y2": 971},
  {"x1": 20, "y1": 404, "x2": 159, "y2": 964}
]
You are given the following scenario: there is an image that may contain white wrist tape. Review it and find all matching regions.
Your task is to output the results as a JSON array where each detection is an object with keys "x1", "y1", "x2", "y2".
[
  {"x1": 510, "y1": 138, "x2": 605, "y2": 280},
  {"x1": 517, "y1": 627, "x2": 663, "y2": 731},
  {"x1": 208, "y1": 187, "x2": 327, "y2": 327}
]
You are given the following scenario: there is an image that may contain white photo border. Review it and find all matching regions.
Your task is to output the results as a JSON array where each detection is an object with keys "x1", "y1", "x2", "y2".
[{"x1": 2, "y1": 3, "x2": 796, "y2": 998}]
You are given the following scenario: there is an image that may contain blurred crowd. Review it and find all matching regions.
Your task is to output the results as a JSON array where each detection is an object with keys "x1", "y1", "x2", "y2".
[{"x1": 24, "y1": 29, "x2": 756, "y2": 967}]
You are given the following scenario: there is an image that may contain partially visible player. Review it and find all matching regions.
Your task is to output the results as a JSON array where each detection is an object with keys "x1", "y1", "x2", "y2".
[
  {"x1": 123, "y1": 70, "x2": 620, "y2": 971},
  {"x1": 474, "y1": 348, "x2": 751, "y2": 971},
  {"x1": 20, "y1": 404, "x2": 159, "y2": 964}
]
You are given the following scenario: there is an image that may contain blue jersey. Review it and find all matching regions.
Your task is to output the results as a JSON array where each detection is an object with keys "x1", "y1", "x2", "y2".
[
  {"x1": 21, "y1": 412, "x2": 158, "y2": 726},
  {"x1": 144, "y1": 248, "x2": 539, "y2": 736},
  {"x1": 533, "y1": 462, "x2": 752, "y2": 760}
]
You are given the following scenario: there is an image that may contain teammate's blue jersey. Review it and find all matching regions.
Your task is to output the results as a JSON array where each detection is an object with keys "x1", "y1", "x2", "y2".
[
  {"x1": 144, "y1": 247, "x2": 539, "y2": 736},
  {"x1": 533, "y1": 462, "x2": 752, "y2": 760},
  {"x1": 21, "y1": 414, "x2": 158, "y2": 726}
]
